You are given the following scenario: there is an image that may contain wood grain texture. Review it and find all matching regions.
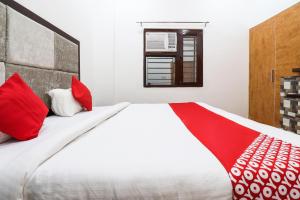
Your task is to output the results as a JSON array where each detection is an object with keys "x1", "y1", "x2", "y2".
[
  {"x1": 275, "y1": 3, "x2": 300, "y2": 70},
  {"x1": 249, "y1": 2, "x2": 300, "y2": 127},
  {"x1": 274, "y1": 3, "x2": 300, "y2": 127},
  {"x1": 249, "y1": 19, "x2": 276, "y2": 126}
]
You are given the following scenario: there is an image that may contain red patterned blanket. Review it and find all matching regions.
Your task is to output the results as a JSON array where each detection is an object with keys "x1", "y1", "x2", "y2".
[{"x1": 170, "y1": 102, "x2": 300, "y2": 199}]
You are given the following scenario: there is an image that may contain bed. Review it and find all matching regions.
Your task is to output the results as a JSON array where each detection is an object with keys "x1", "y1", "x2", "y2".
[
  {"x1": 1, "y1": 102, "x2": 300, "y2": 200},
  {"x1": 0, "y1": 1, "x2": 300, "y2": 200}
]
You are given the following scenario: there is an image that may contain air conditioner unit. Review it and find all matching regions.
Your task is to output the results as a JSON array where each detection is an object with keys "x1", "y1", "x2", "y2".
[{"x1": 146, "y1": 32, "x2": 177, "y2": 52}]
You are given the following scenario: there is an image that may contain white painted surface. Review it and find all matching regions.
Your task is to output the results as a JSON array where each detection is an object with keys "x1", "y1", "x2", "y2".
[
  {"x1": 14, "y1": 0, "x2": 300, "y2": 116},
  {"x1": 113, "y1": 0, "x2": 299, "y2": 117}
]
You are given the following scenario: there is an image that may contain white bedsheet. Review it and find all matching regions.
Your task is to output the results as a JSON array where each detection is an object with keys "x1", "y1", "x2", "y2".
[
  {"x1": 0, "y1": 102, "x2": 129, "y2": 200},
  {"x1": 1, "y1": 102, "x2": 300, "y2": 200},
  {"x1": 25, "y1": 103, "x2": 232, "y2": 200}
]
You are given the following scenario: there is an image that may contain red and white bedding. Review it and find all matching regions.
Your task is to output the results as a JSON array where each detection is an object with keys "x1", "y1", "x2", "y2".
[
  {"x1": 0, "y1": 102, "x2": 299, "y2": 200},
  {"x1": 170, "y1": 103, "x2": 300, "y2": 200}
]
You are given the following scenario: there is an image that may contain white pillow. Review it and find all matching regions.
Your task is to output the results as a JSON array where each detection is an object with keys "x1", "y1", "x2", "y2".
[
  {"x1": 48, "y1": 88, "x2": 83, "y2": 117},
  {"x1": 0, "y1": 131, "x2": 11, "y2": 143}
]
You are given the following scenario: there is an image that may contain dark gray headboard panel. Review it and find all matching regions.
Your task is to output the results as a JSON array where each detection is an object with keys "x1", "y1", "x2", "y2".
[{"x1": 0, "y1": 0, "x2": 80, "y2": 108}]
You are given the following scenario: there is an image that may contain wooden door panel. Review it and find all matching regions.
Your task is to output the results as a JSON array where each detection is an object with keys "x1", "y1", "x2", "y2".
[
  {"x1": 275, "y1": 3, "x2": 300, "y2": 70},
  {"x1": 273, "y1": 3, "x2": 300, "y2": 126},
  {"x1": 249, "y1": 19, "x2": 276, "y2": 126}
]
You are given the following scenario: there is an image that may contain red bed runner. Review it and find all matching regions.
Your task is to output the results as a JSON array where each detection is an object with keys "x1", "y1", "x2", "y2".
[{"x1": 170, "y1": 102, "x2": 300, "y2": 200}]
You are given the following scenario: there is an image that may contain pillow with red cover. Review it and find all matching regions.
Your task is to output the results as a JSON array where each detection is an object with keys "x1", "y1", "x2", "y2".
[
  {"x1": 71, "y1": 76, "x2": 92, "y2": 111},
  {"x1": 0, "y1": 73, "x2": 48, "y2": 141}
]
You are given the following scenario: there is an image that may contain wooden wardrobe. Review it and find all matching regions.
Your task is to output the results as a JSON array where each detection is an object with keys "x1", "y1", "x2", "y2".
[{"x1": 249, "y1": 2, "x2": 300, "y2": 127}]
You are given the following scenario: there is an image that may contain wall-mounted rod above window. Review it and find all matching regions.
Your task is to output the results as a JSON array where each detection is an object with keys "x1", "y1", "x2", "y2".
[{"x1": 136, "y1": 21, "x2": 210, "y2": 27}]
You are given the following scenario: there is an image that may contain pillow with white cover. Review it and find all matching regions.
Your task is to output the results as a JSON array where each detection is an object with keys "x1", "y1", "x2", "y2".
[
  {"x1": 0, "y1": 131, "x2": 11, "y2": 143},
  {"x1": 48, "y1": 88, "x2": 82, "y2": 117}
]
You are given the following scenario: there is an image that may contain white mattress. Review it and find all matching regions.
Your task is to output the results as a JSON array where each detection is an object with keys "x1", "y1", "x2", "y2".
[
  {"x1": 0, "y1": 103, "x2": 130, "y2": 200},
  {"x1": 25, "y1": 103, "x2": 232, "y2": 200},
  {"x1": 1, "y1": 102, "x2": 300, "y2": 200}
]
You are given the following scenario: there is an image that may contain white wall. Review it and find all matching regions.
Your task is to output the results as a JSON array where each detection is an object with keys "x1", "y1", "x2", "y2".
[
  {"x1": 14, "y1": 0, "x2": 116, "y2": 105},
  {"x1": 114, "y1": 0, "x2": 299, "y2": 116},
  {"x1": 14, "y1": 0, "x2": 300, "y2": 116}
]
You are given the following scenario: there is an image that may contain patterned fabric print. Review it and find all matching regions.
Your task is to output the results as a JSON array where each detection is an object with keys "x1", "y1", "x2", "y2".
[{"x1": 229, "y1": 134, "x2": 300, "y2": 200}]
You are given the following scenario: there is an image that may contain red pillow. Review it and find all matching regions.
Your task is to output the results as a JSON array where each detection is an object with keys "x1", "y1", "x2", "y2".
[
  {"x1": 71, "y1": 76, "x2": 92, "y2": 111},
  {"x1": 0, "y1": 73, "x2": 48, "y2": 141}
]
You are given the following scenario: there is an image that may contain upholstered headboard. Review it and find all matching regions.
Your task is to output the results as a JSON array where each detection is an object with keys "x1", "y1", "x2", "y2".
[{"x1": 0, "y1": 0, "x2": 80, "y2": 107}]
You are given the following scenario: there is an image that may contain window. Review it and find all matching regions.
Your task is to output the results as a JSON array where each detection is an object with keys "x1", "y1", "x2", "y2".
[{"x1": 144, "y1": 29, "x2": 203, "y2": 87}]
